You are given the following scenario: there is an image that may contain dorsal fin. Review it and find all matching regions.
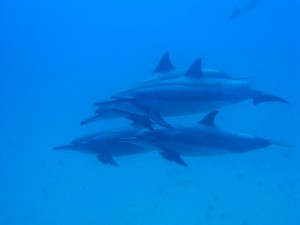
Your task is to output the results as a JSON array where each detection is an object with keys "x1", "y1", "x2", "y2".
[
  {"x1": 152, "y1": 52, "x2": 174, "y2": 74},
  {"x1": 185, "y1": 58, "x2": 203, "y2": 78},
  {"x1": 199, "y1": 111, "x2": 219, "y2": 126}
]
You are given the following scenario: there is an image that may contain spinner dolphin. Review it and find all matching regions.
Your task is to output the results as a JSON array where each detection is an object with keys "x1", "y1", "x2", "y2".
[
  {"x1": 119, "y1": 111, "x2": 292, "y2": 166},
  {"x1": 54, "y1": 127, "x2": 149, "y2": 166}
]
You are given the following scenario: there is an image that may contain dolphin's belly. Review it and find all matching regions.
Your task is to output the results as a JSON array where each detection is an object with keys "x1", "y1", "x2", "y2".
[
  {"x1": 136, "y1": 98, "x2": 233, "y2": 116},
  {"x1": 162, "y1": 142, "x2": 230, "y2": 156},
  {"x1": 101, "y1": 142, "x2": 149, "y2": 156}
]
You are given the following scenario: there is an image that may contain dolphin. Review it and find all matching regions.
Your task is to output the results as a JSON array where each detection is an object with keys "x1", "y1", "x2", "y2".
[
  {"x1": 229, "y1": 0, "x2": 261, "y2": 20},
  {"x1": 81, "y1": 58, "x2": 289, "y2": 128},
  {"x1": 53, "y1": 127, "x2": 149, "y2": 166},
  {"x1": 119, "y1": 111, "x2": 292, "y2": 166},
  {"x1": 80, "y1": 53, "x2": 235, "y2": 126}
]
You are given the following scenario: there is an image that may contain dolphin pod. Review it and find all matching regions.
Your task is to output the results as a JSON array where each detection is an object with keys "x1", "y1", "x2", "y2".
[
  {"x1": 55, "y1": 53, "x2": 291, "y2": 167},
  {"x1": 54, "y1": 111, "x2": 291, "y2": 167},
  {"x1": 81, "y1": 53, "x2": 289, "y2": 129}
]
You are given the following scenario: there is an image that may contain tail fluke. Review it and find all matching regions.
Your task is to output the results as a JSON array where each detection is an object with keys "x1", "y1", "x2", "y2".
[
  {"x1": 229, "y1": 7, "x2": 240, "y2": 20},
  {"x1": 253, "y1": 94, "x2": 290, "y2": 106}
]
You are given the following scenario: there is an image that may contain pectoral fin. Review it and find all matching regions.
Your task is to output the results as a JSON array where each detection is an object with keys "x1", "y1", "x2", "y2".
[
  {"x1": 159, "y1": 148, "x2": 188, "y2": 166},
  {"x1": 126, "y1": 100, "x2": 173, "y2": 129},
  {"x1": 149, "y1": 111, "x2": 173, "y2": 129},
  {"x1": 96, "y1": 154, "x2": 119, "y2": 167},
  {"x1": 126, "y1": 114, "x2": 155, "y2": 131}
]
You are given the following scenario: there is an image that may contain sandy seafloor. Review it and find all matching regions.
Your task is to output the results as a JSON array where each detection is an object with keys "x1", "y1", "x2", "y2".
[{"x1": 0, "y1": 0, "x2": 299, "y2": 224}]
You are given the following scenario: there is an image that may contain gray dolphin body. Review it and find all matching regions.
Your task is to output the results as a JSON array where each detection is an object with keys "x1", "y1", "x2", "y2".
[
  {"x1": 120, "y1": 111, "x2": 290, "y2": 166},
  {"x1": 54, "y1": 127, "x2": 149, "y2": 166},
  {"x1": 229, "y1": 0, "x2": 261, "y2": 20},
  {"x1": 81, "y1": 58, "x2": 288, "y2": 128}
]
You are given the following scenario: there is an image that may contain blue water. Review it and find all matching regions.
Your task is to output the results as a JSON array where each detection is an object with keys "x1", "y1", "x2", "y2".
[{"x1": 1, "y1": 0, "x2": 299, "y2": 224}]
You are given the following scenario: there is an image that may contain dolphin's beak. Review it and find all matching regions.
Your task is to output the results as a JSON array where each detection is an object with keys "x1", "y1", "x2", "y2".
[{"x1": 53, "y1": 145, "x2": 73, "y2": 150}]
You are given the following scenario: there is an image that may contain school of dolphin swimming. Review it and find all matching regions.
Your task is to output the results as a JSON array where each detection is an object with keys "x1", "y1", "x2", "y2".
[{"x1": 54, "y1": 52, "x2": 291, "y2": 166}]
